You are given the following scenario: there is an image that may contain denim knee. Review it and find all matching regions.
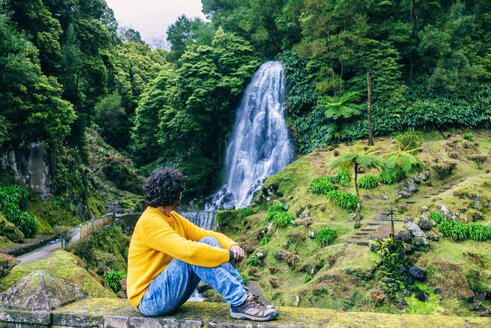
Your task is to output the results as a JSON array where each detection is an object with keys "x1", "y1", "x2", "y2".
[{"x1": 199, "y1": 236, "x2": 221, "y2": 248}]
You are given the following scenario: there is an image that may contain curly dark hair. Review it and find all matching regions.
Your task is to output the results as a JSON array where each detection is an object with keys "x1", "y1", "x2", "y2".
[{"x1": 143, "y1": 168, "x2": 184, "y2": 207}]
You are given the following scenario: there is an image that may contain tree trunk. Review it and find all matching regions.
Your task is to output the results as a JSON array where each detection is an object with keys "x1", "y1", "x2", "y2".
[
  {"x1": 395, "y1": 180, "x2": 399, "y2": 203},
  {"x1": 354, "y1": 163, "x2": 361, "y2": 227},
  {"x1": 367, "y1": 72, "x2": 373, "y2": 146}
]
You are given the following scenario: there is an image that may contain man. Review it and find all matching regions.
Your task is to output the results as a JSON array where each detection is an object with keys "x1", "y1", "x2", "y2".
[{"x1": 127, "y1": 168, "x2": 279, "y2": 321}]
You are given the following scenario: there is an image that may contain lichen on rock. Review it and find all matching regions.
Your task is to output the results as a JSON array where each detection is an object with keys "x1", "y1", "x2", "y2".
[{"x1": 0, "y1": 270, "x2": 88, "y2": 310}]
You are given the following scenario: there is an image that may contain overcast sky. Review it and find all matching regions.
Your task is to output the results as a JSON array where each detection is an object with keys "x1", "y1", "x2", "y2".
[{"x1": 105, "y1": 0, "x2": 208, "y2": 49}]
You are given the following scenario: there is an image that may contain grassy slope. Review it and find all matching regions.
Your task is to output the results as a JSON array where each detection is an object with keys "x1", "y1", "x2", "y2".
[{"x1": 225, "y1": 130, "x2": 490, "y2": 317}]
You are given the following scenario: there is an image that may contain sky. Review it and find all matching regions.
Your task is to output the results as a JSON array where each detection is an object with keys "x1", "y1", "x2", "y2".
[{"x1": 105, "y1": 0, "x2": 208, "y2": 49}]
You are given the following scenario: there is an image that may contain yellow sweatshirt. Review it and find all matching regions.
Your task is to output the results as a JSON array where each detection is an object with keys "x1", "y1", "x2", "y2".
[{"x1": 126, "y1": 206, "x2": 237, "y2": 307}]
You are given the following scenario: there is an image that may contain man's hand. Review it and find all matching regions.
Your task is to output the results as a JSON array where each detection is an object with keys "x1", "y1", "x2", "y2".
[{"x1": 230, "y1": 245, "x2": 245, "y2": 263}]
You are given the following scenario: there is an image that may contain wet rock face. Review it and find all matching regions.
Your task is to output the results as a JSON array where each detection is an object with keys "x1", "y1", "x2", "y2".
[
  {"x1": 0, "y1": 270, "x2": 87, "y2": 311},
  {"x1": 0, "y1": 142, "x2": 52, "y2": 200}
]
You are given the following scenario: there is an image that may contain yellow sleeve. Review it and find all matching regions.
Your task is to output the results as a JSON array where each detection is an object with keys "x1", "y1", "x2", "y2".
[
  {"x1": 175, "y1": 212, "x2": 238, "y2": 250},
  {"x1": 142, "y1": 214, "x2": 231, "y2": 267}
]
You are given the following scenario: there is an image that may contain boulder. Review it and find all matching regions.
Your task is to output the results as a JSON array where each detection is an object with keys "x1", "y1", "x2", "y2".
[
  {"x1": 417, "y1": 212, "x2": 433, "y2": 231},
  {"x1": 436, "y1": 204, "x2": 459, "y2": 221},
  {"x1": 0, "y1": 270, "x2": 88, "y2": 310},
  {"x1": 405, "y1": 222, "x2": 428, "y2": 246},
  {"x1": 409, "y1": 266, "x2": 426, "y2": 282},
  {"x1": 403, "y1": 216, "x2": 414, "y2": 223},
  {"x1": 426, "y1": 231, "x2": 441, "y2": 241},
  {"x1": 412, "y1": 172, "x2": 430, "y2": 184},
  {"x1": 398, "y1": 179, "x2": 418, "y2": 199},
  {"x1": 0, "y1": 213, "x2": 24, "y2": 243}
]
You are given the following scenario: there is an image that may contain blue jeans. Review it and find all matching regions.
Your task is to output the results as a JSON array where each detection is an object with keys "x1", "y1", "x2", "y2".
[{"x1": 138, "y1": 236, "x2": 248, "y2": 316}]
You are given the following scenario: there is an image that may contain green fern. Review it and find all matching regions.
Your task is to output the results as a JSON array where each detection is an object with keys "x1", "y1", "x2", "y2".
[{"x1": 357, "y1": 174, "x2": 378, "y2": 189}]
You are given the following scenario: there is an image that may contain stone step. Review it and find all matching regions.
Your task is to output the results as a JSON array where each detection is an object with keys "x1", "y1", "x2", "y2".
[
  {"x1": 355, "y1": 232, "x2": 370, "y2": 236},
  {"x1": 406, "y1": 200, "x2": 417, "y2": 204},
  {"x1": 361, "y1": 227, "x2": 378, "y2": 231},
  {"x1": 367, "y1": 221, "x2": 382, "y2": 225},
  {"x1": 347, "y1": 239, "x2": 369, "y2": 246}
]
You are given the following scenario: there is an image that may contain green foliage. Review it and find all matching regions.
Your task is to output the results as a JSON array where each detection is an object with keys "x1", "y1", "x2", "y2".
[
  {"x1": 326, "y1": 190, "x2": 358, "y2": 210},
  {"x1": 94, "y1": 92, "x2": 129, "y2": 150},
  {"x1": 462, "y1": 133, "x2": 474, "y2": 141},
  {"x1": 429, "y1": 212, "x2": 444, "y2": 224},
  {"x1": 259, "y1": 236, "x2": 270, "y2": 246},
  {"x1": 332, "y1": 170, "x2": 351, "y2": 187},
  {"x1": 267, "y1": 211, "x2": 295, "y2": 229},
  {"x1": 383, "y1": 151, "x2": 423, "y2": 184},
  {"x1": 395, "y1": 131, "x2": 422, "y2": 151},
  {"x1": 310, "y1": 176, "x2": 335, "y2": 194},
  {"x1": 240, "y1": 272, "x2": 249, "y2": 285},
  {"x1": 247, "y1": 255, "x2": 258, "y2": 267},
  {"x1": 319, "y1": 92, "x2": 362, "y2": 121},
  {"x1": 315, "y1": 227, "x2": 337, "y2": 247},
  {"x1": 431, "y1": 160, "x2": 457, "y2": 179},
  {"x1": 267, "y1": 202, "x2": 290, "y2": 213},
  {"x1": 303, "y1": 274, "x2": 312, "y2": 283},
  {"x1": 357, "y1": 175, "x2": 378, "y2": 189},
  {"x1": 378, "y1": 170, "x2": 397, "y2": 185},
  {"x1": 238, "y1": 207, "x2": 254, "y2": 219},
  {"x1": 103, "y1": 271, "x2": 126, "y2": 294},
  {"x1": 437, "y1": 220, "x2": 490, "y2": 242},
  {"x1": 0, "y1": 185, "x2": 38, "y2": 238},
  {"x1": 265, "y1": 202, "x2": 294, "y2": 228},
  {"x1": 0, "y1": 13, "x2": 76, "y2": 146}
]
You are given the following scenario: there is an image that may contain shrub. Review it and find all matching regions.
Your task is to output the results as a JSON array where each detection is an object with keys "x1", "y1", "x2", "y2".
[
  {"x1": 333, "y1": 169, "x2": 351, "y2": 187},
  {"x1": 259, "y1": 236, "x2": 270, "y2": 246},
  {"x1": 396, "y1": 130, "x2": 422, "y2": 151},
  {"x1": 431, "y1": 160, "x2": 457, "y2": 179},
  {"x1": 265, "y1": 202, "x2": 294, "y2": 229},
  {"x1": 357, "y1": 174, "x2": 378, "y2": 189},
  {"x1": 462, "y1": 133, "x2": 474, "y2": 141},
  {"x1": 326, "y1": 190, "x2": 358, "y2": 210},
  {"x1": 287, "y1": 231, "x2": 305, "y2": 250},
  {"x1": 315, "y1": 227, "x2": 338, "y2": 247},
  {"x1": 0, "y1": 253, "x2": 20, "y2": 279},
  {"x1": 311, "y1": 176, "x2": 335, "y2": 194},
  {"x1": 267, "y1": 202, "x2": 289, "y2": 213},
  {"x1": 267, "y1": 211, "x2": 295, "y2": 228},
  {"x1": 103, "y1": 271, "x2": 126, "y2": 293},
  {"x1": 378, "y1": 170, "x2": 397, "y2": 184},
  {"x1": 238, "y1": 207, "x2": 254, "y2": 218},
  {"x1": 468, "y1": 154, "x2": 487, "y2": 169},
  {"x1": 0, "y1": 185, "x2": 39, "y2": 238}
]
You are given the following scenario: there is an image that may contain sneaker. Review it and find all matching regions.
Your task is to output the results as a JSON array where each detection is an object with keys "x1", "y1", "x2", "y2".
[{"x1": 230, "y1": 293, "x2": 279, "y2": 321}]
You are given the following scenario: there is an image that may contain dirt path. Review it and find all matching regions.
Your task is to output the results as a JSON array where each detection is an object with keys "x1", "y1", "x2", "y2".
[{"x1": 17, "y1": 239, "x2": 61, "y2": 265}]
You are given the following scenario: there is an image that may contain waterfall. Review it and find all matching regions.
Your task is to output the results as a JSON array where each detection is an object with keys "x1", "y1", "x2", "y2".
[{"x1": 208, "y1": 61, "x2": 295, "y2": 210}]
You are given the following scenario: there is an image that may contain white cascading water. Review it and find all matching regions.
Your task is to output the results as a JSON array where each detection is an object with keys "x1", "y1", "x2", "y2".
[{"x1": 207, "y1": 61, "x2": 294, "y2": 211}]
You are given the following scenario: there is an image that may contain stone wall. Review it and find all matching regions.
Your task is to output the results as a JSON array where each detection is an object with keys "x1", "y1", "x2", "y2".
[{"x1": 0, "y1": 298, "x2": 489, "y2": 327}]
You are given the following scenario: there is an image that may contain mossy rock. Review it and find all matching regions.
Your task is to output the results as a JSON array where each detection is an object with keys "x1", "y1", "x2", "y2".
[
  {"x1": 0, "y1": 270, "x2": 87, "y2": 310},
  {"x1": 0, "y1": 213, "x2": 24, "y2": 243}
]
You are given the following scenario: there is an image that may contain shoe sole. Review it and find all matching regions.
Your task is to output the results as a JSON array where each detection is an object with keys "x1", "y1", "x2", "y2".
[{"x1": 230, "y1": 310, "x2": 279, "y2": 321}]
